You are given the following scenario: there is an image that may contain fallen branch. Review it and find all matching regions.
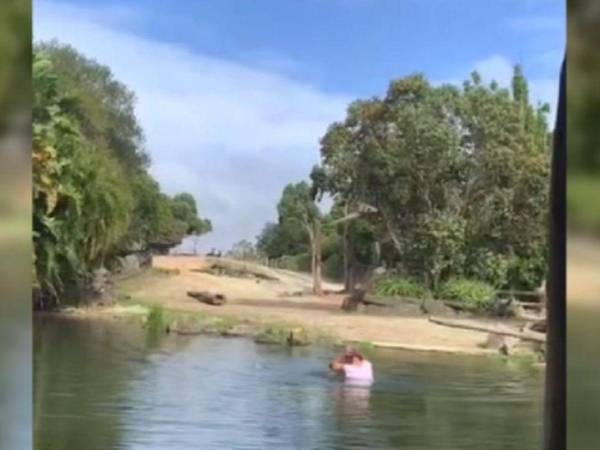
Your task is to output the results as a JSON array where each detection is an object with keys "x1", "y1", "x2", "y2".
[
  {"x1": 514, "y1": 301, "x2": 545, "y2": 310},
  {"x1": 496, "y1": 290, "x2": 542, "y2": 297},
  {"x1": 443, "y1": 301, "x2": 480, "y2": 313},
  {"x1": 429, "y1": 316, "x2": 546, "y2": 343},
  {"x1": 516, "y1": 309, "x2": 546, "y2": 322},
  {"x1": 523, "y1": 319, "x2": 547, "y2": 334},
  {"x1": 187, "y1": 290, "x2": 227, "y2": 306},
  {"x1": 362, "y1": 298, "x2": 389, "y2": 307}
]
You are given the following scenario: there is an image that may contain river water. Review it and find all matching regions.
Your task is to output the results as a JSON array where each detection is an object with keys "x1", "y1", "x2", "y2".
[{"x1": 34, "y1": 315, "x2": 543, "y2": 450}]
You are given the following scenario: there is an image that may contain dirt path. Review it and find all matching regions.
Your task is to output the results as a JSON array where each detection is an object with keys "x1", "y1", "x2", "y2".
[{"x1": 112, "y1": 255, "x2": 496, "y2": 355}]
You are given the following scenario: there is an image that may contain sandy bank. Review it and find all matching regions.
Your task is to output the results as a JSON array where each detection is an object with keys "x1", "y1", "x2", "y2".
[{"x1": 103, "y1": 255, "x2": 508, "y2": 356}]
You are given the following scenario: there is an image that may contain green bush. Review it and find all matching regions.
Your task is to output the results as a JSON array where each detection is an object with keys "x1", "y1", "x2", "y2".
[
  {"x1": 293, "y1": 253, "x2": 311, "y2": 272},
  {"x1": 254, "y1": 324, "x2": 310, "y2": 346},
  {"x1": 469, "y1": 250, "x2": 510, "y2": 288},
  {"x1": 145, "y1": 304, "x2": 167, "y2": 336},
  {"x1": 373, "y1": 277, "x2": 431, "y2": 299},
  {"x1": 323, "y1": 253, "x2": 344, "y2": 281},
  {"x1": 272, "y1": 253, "x2": 311, "y2": 272},
  {"x1": 437, "y1": 278, "x2": 496, "y2": 309}
]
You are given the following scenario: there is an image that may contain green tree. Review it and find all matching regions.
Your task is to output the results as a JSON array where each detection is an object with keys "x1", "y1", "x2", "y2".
[
  {"x1": 256, "y1": 222, "x2": 286, "y2": 259},
  {"x1": 33, "y1": 43, "x2": 212, "y2": 305},
  {"x1": 170, "y1": 193, "x2": 212, "y2": 236},
  {"x1": 35, "y1": 41, "x2": 148, "y2": 169},
  {"x1": 274, "y1": 182, "x2": 324, "y2": 294},
  {"x1": 318, "y1": 70, "x2": 550, "y2": 290},
  {"x1": 33, "y1": 52, "x2": 133, "y2": 299}
]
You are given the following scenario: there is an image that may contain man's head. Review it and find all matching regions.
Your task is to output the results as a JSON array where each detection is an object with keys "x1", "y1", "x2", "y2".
[{"x1": 344, "y1": 347, "x2": 364, "y2": 364}]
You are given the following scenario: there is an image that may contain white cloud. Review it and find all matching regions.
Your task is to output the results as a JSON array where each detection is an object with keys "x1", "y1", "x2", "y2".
[{"x1": 34, "y1": 1, "x2": 351, "y2": 251}]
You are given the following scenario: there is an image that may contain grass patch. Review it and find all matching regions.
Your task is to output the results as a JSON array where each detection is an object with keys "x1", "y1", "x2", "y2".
[
  {"x1": 437, "y1": 278, "x2": 495, "y2": 310},
  {"x1": 254, "y1": 323, "x2": 292, "y2": 345},
  {"x1": 355, "y1": 340, "x2": 375, "y2": 351},
  {"x1": 373, "y1": 277, "x2": 431, "y2": 299},
  {"x1": 146, "y1": 304, "x2": 166, "y2": 331},
  {"x1": 254, "y1": 322, "x2": 311, "y2": 346},
  {"x1": 205, "y1": 315, "x2": 240, "y2": 335}
]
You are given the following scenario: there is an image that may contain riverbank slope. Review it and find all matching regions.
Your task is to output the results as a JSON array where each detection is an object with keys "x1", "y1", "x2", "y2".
[{"x1": 98, "y1": 255, "x2": 505, "y2": 355}]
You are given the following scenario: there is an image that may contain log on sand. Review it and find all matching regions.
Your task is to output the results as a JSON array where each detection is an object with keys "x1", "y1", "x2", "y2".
[
  {"x1": 187, "y1": 290, "x2": 227, "y2": 306},
  {"x1": 523, "y1": 318, "x2": 547, "y2": 334},
  {"x1": 443, "y1": 301, "x2": 480, "y2": 314},
  {"x1": 516, "y1": 309, "x2": 546, "y2": 322},
  {"x1": 514, "y1": 301, "x2": 546, "y2": 310},
  {"x1": 341, "y1": 289, "x2": 389, "y2": 311},
  {"x1": 428, "y1": 316, "x2": 546, "y2": 343}
]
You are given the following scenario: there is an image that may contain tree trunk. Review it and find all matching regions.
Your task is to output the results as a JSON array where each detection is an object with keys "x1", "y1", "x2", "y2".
[
  {"x1": 373, "y1": 241, "x2": 381, "y2": 266},
  {"x1": 342, "y1": 202, "x2": 355, "y2": 293},
  {"x1": 347, "y1": 235, "x2": 356, "y2": 293},
  {"x1": 312, "y1": 219, "x2": 323, "y2": 295},
  {"x1": 343, "y1": 203, "x2": 349, "y2": 291},
  {"x1": 380, "y1": 206, "x2": 403, "y2": 254}
]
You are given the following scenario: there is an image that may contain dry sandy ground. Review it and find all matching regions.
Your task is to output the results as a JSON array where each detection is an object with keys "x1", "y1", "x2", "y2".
[{"x1": 115, "y1": 255, "x2": 495, "y2": 355}]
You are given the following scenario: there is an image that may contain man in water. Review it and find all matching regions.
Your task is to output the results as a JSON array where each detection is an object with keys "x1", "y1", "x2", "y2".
[{"x1": 329, "y1": 347, "x2": 374, "y2": 384}]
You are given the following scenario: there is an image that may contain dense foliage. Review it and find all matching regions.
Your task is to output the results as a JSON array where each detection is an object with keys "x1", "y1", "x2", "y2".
[
  {"x1": 437, "y1": 278, "x2": 496, "y2": 310},
  {"x1": 257, "y1": 69, "x2": 550, "y2": 293},
  {"x1": 317, "y1": 68, "x2": 550, "y2": 290},
  {"x1": 33, "y1": 42, "x2": 210, "y2": 302},
  {"x1": 373, "y1": 277, "x2": 431, "y2": 299}
]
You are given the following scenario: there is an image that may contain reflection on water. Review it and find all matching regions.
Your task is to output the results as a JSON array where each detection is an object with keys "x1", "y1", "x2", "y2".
[
  {"x1": 335, "y1": 384, "x2": 371, "y2": 417},
  {"x1": 34, "y1": 315, "x2": 543, "y2": 450}
]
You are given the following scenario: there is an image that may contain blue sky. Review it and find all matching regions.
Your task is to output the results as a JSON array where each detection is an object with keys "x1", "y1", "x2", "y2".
[{"x1": 34, "y1": 0, "x2": 565, "y2": 251}]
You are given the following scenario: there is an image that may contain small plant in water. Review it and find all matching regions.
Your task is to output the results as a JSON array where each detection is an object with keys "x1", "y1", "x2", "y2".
[
  {"x1": 146, "y1": 304, "x2": 166, "y2": 331},
  {"x1": 356, "y1": 340, "x2": 375, "y2": 350},
  {"x1": 254, "y1": 323, "x2": 310, "y2": 346}
]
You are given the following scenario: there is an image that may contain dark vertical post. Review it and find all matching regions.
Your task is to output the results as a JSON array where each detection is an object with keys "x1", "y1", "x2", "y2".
[{"x1": 544, "y1": 57, "x2": 566, "y2": 450}]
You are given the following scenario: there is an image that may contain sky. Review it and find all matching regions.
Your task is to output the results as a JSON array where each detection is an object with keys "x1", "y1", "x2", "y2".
[{"x1": 34, "y1": 0, "x2": 565, "y2": 252}]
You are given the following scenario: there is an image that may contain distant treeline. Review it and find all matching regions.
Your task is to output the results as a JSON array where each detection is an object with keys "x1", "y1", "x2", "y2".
[{"x1": 33, "y1": 42, "x2": 211, "y2": 305}]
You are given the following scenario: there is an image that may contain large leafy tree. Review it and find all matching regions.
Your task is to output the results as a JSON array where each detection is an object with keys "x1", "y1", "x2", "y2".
[
  {"x1": 318, "y1": 69, "x2": 550, "y2": 290},
  {"x1": 35, "y1": 41, "x2": 148, "y2": 170},
  {"x1": 33, "y1": 44, "x2": 211, "y2": 304},
  {"x1": 171, "y1": 193, "x2": 212, "y2": 236},
  {"x1": 256, "y1": 222, "x2": 288, "y2": 259},
  {"x1": 33, "y1": 52, "x2": 133, "y2": 298}
]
